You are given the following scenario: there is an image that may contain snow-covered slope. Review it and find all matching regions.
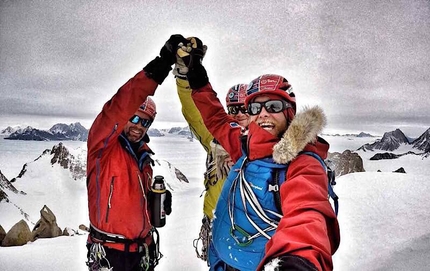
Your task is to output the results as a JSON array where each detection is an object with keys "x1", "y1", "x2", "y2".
[{"x1": 0, "y1": 134, "x2": 430, "y2": 270}]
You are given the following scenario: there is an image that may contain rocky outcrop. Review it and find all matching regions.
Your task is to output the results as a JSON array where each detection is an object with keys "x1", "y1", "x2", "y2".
[
  {"x1": 79, "y1": 224, "x2": 89, "y2": 232},
  {"x1": 0, "y1": 189, "x2": 8, "y2": 202},
  {"x1": 393, "y1": 167, "x2": 406, "y2": 173},
  {"x1": 327, "y1": 150, "x2": 365, "y2": 177},
  {"x1": 370, "y1": 152, "x2": 399, "y2": 160},
  {"x1": 0, "y1": 225, "x2": 6, "y2": 243},
  {"x1": 50, "y1": 143, "x2": 86, "y2": 180},
  {"x1": 0, "y1": 169, "x2": 22, "y2": 202},
  {"x1": 31, "y1": 205, "x2": 62, "y2": 240},
  {"x1": 13, "y1": 143, "x2": 86, "y2": 181},
  {"x1": 412, "y1": 128, "x2": 430, "y2": 153},
  {"x1": 1, "y1": 220, "x2": 32, "y2": 247},
  {"x1": 0, "y1": 169, "x2": 19, "y2": 194},
  {"x1": 370, "y1": 151, "x2": 423, "y2": 161},
  {"x1": 51, "y1": 143, "x2": 71, "y2": 169}
]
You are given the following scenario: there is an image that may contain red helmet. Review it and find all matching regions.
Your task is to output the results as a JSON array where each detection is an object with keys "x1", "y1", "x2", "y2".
[
  {"x1": 138, "y1": 97, "x2": 157, "y2": 120},
  {"x1": 245, "y1": 74, "x2": 296, "y2": 113},
  {"x1": 225, "y1": 84, "x2": 248, "y2": 106}
]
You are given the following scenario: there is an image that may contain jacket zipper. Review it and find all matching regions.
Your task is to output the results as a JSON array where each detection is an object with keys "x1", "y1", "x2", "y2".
[
  {"x1": 95, "y1": 123, "x2": 118, "y2": 223},
  {"x1": 105, "y1": 176, "x2": 115, "y2": 223},
  {"x1": 138, "y1": 172, "x2": 151, "y2": 236}
]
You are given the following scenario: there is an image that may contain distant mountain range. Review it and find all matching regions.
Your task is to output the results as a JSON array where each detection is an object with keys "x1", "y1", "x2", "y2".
[
  {"x1": 1, "y1": 124, "x2": 192, "y2": 142},
  {"x1": 322, "y1": 132, "x2": 378, "y2": 137},
  {"x1": 2, "y1": 123, "x2": 88, "y2": 141},
  {"x1": 358, "y1": 128, "x2": 430, "y2": 155}
]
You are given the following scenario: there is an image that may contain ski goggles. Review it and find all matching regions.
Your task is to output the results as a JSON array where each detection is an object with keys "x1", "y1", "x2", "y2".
[
  {"x1": 227, "y1": 105, "x2": 247, "y2": 115},
  {"x1": 247, "y1": 100, "x2": 292, "y2": 116},
  {"x1": 129, "y1": 115, "x2": 152, "y2": 128}
]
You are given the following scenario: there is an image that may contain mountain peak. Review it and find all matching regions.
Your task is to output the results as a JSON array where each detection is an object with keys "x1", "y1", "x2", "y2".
[
  {"x1": 5, "y1": 123, "x2": 88, "y2": 141},
  {"x1": 359, "y1": 128, "x2": 407, "y2": 152},
  {"x1": 412, "y1": 127, "x2": 430, "y2": 153}
]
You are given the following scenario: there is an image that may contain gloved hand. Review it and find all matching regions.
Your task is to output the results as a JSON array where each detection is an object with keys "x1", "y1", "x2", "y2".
[
  {"x1": 175, "y1": 37, "x2": 209, "y2": 89},
  {"x1": 263, "y1": 255, "x2": 318, "y2": 271},
  {"x1": 143, "y1": 34, "x2": 188, "y2": 84},
  {"x1": 173, "y1": 38, "x2": 207, "y2": 79},
  {"x1": 164, "y1": 190, "x2": 172, "y2": 215}
]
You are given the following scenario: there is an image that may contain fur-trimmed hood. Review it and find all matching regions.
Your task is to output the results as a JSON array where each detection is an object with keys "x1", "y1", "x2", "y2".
[{"x1": 273, "y1": 105, "x2": 327, "y2": 164}]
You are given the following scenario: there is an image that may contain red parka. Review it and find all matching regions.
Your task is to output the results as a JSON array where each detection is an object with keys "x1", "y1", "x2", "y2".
[
  {"x1": 87, "y1": 70, "x2": 158, "y2": 252},
  {"x1": 191, "y1": 83, "x2": 340, "y2": 270}
]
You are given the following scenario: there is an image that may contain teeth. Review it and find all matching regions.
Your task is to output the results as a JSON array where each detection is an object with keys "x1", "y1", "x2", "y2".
[
  {"x1": 259, "y1": 122, "x2": 274, "y2": 129},
  {"x1": 130, "y1": 129, "x2": 141, "y2": 136}
]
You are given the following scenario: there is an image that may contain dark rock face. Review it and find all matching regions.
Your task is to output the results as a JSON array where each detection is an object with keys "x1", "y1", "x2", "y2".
[
  {"x1": 412, "y1": 128, "x2": 430, "y2": 153},
  {"x1": 51, "y1": 143, "x2": 71, "y2": 169},
  {"x1": 393, "y1": 167, "x2": 406, "y2": 173},
  {"x1": 327, "y1": 150, "x2": 365, "y2": 177},
  {"x1": 49, "y1": 143, "x2": 86, "y2": 180},
  {"x1": 370, "y1": 152, "x2": 400, "y2": 160},
  {"x1": 370, "y1": 151, "x2": 423, "y2": 161},
  {"x1": 0, "y1": 169, "x2": 21, "y2": 202}
]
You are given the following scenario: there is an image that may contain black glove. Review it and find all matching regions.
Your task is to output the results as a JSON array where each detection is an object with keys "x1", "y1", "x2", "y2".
[
  {"x1": 176, "y1": 37, "x2": 209, "y2": 89},
  {"x1": 143, "y1": 34, "x2": 188, "y2": 84},
  {"x1": 164, "y1": 190, "x2": 172, "y2": 215},
  {"x1": 263, "y1": 255, "x2": 318, "y2": 271},
  {"x1": 173, "y1": 38, "x2": 207, "y2": 79}
]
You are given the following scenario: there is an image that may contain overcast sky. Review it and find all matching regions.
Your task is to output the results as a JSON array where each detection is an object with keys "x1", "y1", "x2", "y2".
[{"x1": 1, "y1": 0, "x2": 429, "y2": 137}]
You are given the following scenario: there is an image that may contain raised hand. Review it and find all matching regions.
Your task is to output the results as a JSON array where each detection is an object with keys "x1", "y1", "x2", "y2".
[
  {"x1": 143, "y1": 34, "x2": 188, "y2": 85},
  {"x1": 160, "y1": 34, "x2": 189, "y2": 66},
  {"x1": 174, "y1": 37, "x2": 208, "y2": 78}
]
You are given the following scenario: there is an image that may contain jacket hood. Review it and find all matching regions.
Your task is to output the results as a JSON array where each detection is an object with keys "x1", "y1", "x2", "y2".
[{"x1": 273, "y1": 106, "x2": 327, "y2": 164}]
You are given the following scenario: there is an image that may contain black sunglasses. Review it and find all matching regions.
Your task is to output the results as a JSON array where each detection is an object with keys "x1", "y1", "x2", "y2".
[
  {"x1": 247, "y1": 100, "x2": 292, "y2": 116},
  {"x1": 227, "y1": 105, "x2": 247, "y2": 115},
  {"x1": 129, "y1": 115, "x2": 152, "y2": 128}
]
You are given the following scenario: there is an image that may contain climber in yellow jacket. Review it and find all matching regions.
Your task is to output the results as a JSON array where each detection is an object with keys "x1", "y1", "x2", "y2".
[{"x1": 176, "y1": 77, "x2": 250, "y2": 263}]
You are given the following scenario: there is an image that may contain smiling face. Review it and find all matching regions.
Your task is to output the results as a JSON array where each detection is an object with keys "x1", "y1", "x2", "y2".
[
  {"x1": 228, "y1": 104, "x2": 250, "y2": 128},
  {"x1": 232, "y1": 110, "x2": 250, "y2": 128},
  {"x1": 123, "y1": 111, "x2": 151, "y2": 143},
  {"x1": 249, "y1": 94, "x2": 288, "y2": 137}
]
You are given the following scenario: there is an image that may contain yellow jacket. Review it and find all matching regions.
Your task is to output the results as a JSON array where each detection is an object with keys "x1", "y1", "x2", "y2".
[{"x1": 176, "y1": 78, "x2": 231, "y2": 219}]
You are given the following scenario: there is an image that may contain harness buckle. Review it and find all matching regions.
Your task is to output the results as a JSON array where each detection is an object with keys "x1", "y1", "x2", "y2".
[{"x1": 268, "y1": 184, "x2": 279, "y2": 192}]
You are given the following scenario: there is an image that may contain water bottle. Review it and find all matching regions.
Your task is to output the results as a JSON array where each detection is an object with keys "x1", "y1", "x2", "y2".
[{"x1": 150, "y1": 175, "x2": 167, "y2": 227}]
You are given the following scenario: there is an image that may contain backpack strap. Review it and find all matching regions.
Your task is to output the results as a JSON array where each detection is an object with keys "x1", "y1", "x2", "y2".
[
  {"x1": 273, "y1": 151, "x2": 339, "y2": 216},
  {"x1": 299, "y1": 151, "x2": 339, "y2": 216},
  {"x1": 269, "y1": 167, "x2": 287, "y2": 214}
]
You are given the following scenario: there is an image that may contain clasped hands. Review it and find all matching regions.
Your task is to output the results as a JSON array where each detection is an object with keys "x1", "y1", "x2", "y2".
[{"x1": 161, "y1": 34, "x2": 207, "y2": 78}]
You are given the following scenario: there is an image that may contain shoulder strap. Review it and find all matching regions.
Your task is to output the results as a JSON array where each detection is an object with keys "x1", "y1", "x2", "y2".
[
  {"x1": 299, "y1": 151, "x2": 339, "y2": 216},
  {"x1": 271, "y1": 166, "x2": 287, "y2": 214},
  {"x1": 273, "y1": 151, "x2": 339, "y2": 216}
]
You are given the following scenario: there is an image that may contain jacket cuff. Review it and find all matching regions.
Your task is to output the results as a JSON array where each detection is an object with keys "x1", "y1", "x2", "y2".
[
  {"x1": 186, "y1": 64, "x2": 209, "y2": 90},
  {"x1": 142, "y1": 56, "x2": 172, "y2": 85},
  {"x1": 263, "y1": 255, "x2": 318, "y2": 271}
]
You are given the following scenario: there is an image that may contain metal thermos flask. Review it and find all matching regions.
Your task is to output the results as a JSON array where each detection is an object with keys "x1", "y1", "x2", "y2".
[{"x1": 150, "y1": 175, "x2": 166, "y2": 227}]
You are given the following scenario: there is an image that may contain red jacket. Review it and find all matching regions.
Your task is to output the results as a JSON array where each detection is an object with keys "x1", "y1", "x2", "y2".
[
  {"x1": 192, "y1": 83, "x2": 340, "y2": 270},
  {"x1": 87, "y1": 70, "x2": 158, "y2": 252}
]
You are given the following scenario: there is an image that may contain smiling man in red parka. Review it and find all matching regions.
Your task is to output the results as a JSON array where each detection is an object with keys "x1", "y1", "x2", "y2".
[
  {"x1": 174, "y1": 37, "x2": 340, "y2": 271},
  {"x1": 86, "y1": 35, "x2": 187, "y2": 271}
]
